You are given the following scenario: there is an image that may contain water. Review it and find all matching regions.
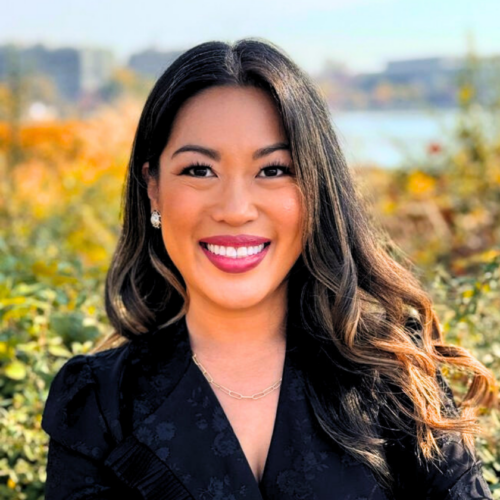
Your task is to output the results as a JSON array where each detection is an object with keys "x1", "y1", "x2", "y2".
[{"x1": 330, "y1": 108, "x2": 497, "y2": 169}]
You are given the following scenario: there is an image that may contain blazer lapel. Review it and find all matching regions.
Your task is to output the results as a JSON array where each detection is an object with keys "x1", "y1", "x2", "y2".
[
  {"x1": 107, "y1": 316, "x2": 265, "y2": 500},
  {"x1": 256, "y1": 346, "x2": 390, "y2": 500},
  {"x1": 105, "y1": 316, "x2": 389, "y2": 500}
]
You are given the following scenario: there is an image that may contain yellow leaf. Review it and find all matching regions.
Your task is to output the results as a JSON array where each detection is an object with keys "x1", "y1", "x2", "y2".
[
  {"x1": 32, "y1": 261, "x2": 58, "y2": 277},
  {"x1": 382, "y1": 200, "x2": 397, "y2": 215},
  {"x1": 23, "y1": 443, "x2": 36, "y2": 461},
  {"x1": 4, "y1": 360, "x2": 27, "y2": 380},
  {"x1": 482, "y1": 467, "x2": 498, "y2": 484},
  {"x1": 479, "y1": 249, "x2": 500, "y2": 262},
  {"x1": 0, "y1": 297, "x2": 27, "y2": 307},
  {"x1": 407, "y1": 171, "x2": 436, "y2": 197},
  {"x1": 48, "y1": 345, "x2": 72, "y2": 358}
]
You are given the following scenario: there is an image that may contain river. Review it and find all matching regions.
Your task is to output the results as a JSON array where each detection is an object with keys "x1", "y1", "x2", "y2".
[{"x1": 331, "y1": 108, "x2": 498, "y2": 169}]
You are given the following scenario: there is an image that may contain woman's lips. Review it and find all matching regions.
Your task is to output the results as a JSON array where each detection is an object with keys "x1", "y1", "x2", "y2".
[{"x1": 200, "y1": 242, "x2": 271, "y2": 273}]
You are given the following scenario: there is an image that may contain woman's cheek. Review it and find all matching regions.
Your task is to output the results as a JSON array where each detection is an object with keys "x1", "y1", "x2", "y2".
[
  {"x1": 274, "y1": 188, "x2": 303, "y2": 232},
  {"x1": 158, "y1": 188, "x2": 196, "y2": 253},
  {"x1": 162, "y1": 184, "x2": 204, "y2": 223}
]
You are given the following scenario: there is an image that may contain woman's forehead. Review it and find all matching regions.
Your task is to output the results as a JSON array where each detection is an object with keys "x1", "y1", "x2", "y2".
[{"x1": 164, "y1": 86, "x2": 288, "y2": 155}]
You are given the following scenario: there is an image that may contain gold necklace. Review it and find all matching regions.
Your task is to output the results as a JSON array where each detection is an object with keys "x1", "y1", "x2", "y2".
[{"x1": 192, "y1": 353, "x2": 282, "y2": 400}]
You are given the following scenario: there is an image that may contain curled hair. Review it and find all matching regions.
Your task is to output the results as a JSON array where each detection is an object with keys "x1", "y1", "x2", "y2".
[{"x1": 93, "y1": 37, "x2": 498, "y2": 493}]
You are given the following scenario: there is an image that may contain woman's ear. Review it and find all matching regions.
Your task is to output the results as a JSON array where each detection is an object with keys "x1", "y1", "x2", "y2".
[{"x1": 142, "y1": 162, "x2": 159, "y2": 210}]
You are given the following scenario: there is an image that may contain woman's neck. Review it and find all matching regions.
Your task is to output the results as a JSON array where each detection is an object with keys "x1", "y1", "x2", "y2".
[{"x1": 184, "y1": 299, "x2": 287, "y2": 368}]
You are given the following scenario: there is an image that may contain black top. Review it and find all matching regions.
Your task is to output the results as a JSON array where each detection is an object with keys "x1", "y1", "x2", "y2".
[{"x1": 42, "y1": 316, "x2": 493, "y2": 499}]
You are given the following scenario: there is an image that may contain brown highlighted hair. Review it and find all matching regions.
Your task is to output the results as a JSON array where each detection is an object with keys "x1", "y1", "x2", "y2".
[{"x1": 93, "y1": 37, "x2": 498, "y2": 493}]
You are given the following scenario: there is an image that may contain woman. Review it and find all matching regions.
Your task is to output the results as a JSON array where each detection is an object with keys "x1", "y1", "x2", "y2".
[{"x1": 42, "y1": 38, "x2": 497, "y2": 499}]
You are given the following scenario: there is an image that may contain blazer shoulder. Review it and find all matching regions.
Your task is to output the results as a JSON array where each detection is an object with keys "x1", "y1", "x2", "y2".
[
  {"x1": 41, "y1": 342, "x2": 132, "y2": 460},
  {"x1": 42, "y1": 319, "x2": 191, "y2": 458}
]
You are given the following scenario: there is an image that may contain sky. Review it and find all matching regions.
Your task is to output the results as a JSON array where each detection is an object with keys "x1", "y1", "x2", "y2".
[{"x1": 1, "y1": 0, "x2": 499, "y2": 75}]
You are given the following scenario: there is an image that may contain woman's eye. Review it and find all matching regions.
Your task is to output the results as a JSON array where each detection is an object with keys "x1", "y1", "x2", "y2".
[
  {"x1": 179, "y1": 162, "x2": 293, "y2": 178},
  {"x1": 258, "y1": 164, "x2": 292, "y2": 177},
  {"x1": 180, "y1": 163, "x2": 214, "y2": 177}
]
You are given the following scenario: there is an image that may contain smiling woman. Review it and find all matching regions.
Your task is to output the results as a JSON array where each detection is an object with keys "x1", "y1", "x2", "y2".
[
  {"x1": 142, "y1": 84, "x2": 303, "y2": 305},
  {"x1": 41, "y1": 38, "x2": 497, "y2": 500}
]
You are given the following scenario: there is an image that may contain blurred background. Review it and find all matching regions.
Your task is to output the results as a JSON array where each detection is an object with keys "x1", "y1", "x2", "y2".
[{"x1": 0, "y1": 1, "x2": 499, "y2": 498}]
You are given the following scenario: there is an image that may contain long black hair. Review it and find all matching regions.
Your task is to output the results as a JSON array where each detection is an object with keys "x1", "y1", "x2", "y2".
[{"x1": 96, "y1": 37, "x2": 497, "y2": 494}]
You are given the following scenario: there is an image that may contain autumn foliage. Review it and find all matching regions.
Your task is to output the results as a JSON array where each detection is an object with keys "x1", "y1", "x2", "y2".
[{"x1": 0, "y1": 66, "x2": 500, "y2": 497}]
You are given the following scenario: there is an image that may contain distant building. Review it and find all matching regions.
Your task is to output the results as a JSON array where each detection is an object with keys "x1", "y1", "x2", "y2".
[
  {"x1": 353, "y1": 56, "x2": 468, "y2": 108},
  {"x1": 127, "y1": 48, "x2": 184, "y2": 79},
  {"x1": 0, "y1": 43, "x2": 115, "y2": 101},
  {"x1": 385, "y1": 57, "x2": 463, "y2": 77}
]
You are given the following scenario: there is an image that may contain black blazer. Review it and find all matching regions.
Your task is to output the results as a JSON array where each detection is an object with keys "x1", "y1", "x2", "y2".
[{"x1": 42, "y1": 316, "x2": 492, "y2": 499}]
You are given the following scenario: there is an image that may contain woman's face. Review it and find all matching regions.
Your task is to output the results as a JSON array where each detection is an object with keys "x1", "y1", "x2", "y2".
[{"x1": 142, "y1": 85, "x2": 303, "y2": 312}]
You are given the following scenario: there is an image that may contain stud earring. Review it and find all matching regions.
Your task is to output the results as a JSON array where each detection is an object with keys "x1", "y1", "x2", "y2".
[{"x1": 150, "y1": 210, "x2": 161, "y2": 229}]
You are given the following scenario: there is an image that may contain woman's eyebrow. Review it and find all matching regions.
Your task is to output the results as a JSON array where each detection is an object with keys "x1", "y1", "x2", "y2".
[{"x1": 171, "y1": 142, "x2": 290, "y2": 161}]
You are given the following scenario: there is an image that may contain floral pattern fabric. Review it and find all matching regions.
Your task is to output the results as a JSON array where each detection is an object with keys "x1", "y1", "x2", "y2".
[{"x1": 42, "y1": 316, "x2": 493, "y2": 499}]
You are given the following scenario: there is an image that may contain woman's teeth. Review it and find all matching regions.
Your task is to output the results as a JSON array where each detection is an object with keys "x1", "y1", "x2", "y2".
[{"x1": 205, "y1": 243, "x2": 266, "y2": 258}]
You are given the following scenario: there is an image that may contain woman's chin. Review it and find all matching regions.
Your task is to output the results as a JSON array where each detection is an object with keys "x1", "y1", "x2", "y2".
[{"x1": 200, "y1": 287, "x2": 272, "y2": 311}]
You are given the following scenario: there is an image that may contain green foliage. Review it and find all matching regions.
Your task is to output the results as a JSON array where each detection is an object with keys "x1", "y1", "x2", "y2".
[
  {"x1": 0, "y1": 230, "x2": 111, "y2": 499},
  {"x1": 0, "y1": 46, "x2": 499, "y2": 498},
  {"x1": 429, "y1": 254, "x2": 500, "y2": 497}
]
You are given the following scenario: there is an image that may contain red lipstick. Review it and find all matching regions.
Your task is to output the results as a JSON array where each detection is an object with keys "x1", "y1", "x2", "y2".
[
  {"x1": 199, "y1": 234, "x2": 271, "y2": 247},
  {"x1": 199, "y1": 235, "x2": 271, "y2": 273}
]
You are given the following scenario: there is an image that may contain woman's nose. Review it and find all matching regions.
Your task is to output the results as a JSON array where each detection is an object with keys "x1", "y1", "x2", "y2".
[{"x1": 211, "y1": 179, "x2": 259, "y2": 225}]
